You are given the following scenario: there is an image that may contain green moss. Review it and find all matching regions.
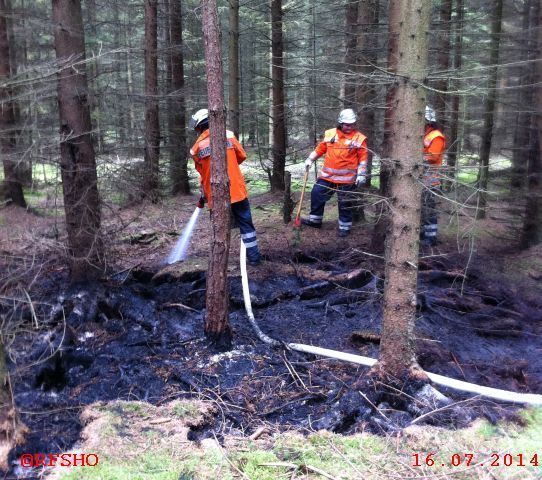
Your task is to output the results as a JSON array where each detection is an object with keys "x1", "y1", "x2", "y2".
[
  {"x1": 234, "y1": 450, "x2": 284, "y2": 480},
  {"x1": 245, "y1": 178, "x2": 269, "y2": 195},
  {"x1": 56, "y1": 453, "x2": 184, "y2": 480},
  {"x1": 114, "y1": 401, "x2": 150, "y2": 417},
  {"x1": 457, "y1": 168, "x2": 478, "y2": 185},
  {"x1": 170, "y1": 400, "x2": 200, "y2": 419},
  {"x1": 477, "y1": 421, "x2": 499, "y2": 438}
]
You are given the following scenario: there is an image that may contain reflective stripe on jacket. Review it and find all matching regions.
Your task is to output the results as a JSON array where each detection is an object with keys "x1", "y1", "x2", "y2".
[
  {"x1": 190, "y1": 129, "x2": 248, "y2": 207},
  {"x1": 312, "y1": 128, "x2": 368, "y2": 184},
  {"x1": 423, "y1": 128, "x2": 446, "y2": 187}
]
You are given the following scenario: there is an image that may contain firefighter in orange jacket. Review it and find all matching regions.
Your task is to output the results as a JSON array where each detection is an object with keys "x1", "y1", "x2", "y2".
[
  {"x1": 421, "y1": 106, "x2": 446, "y2": 246},
  {"x1": 301, "y1": 109, "x2": 368, "y2": 237},
  {"x1": 189, "y1": 109, "x2": 262, "y2": 266}
]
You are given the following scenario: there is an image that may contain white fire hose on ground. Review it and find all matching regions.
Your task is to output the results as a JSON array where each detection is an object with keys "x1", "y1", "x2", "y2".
[{"x1": 239, "y1": 242, "x2": 542, "y2": 406}]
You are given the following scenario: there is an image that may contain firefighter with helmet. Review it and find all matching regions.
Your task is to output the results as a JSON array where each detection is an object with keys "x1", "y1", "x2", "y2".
[
  {"x1": 302, "y1": 108, "x2": 368, "y2": 237},
  {"x1": 421, "y1": 105, "x2": 446, "y2": 246},
  {"x1": 189, "y1": 109, "x2": 262, "y2": 266}
]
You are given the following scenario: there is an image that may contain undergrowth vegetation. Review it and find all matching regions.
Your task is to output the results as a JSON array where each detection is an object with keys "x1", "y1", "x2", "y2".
[{"x1": 52, "y1": 401, "x2": 542, "y2": 480}]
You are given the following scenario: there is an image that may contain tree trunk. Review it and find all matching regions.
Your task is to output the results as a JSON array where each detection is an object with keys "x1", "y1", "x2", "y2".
[
  {"x1": 349, "y1": 0, "x2": 379, "y2": 222},
  {"x1": 0, "y1": 338, "x2": 13, "y2": 470},
  {"x1": 374, "y1": 0, "x2": 430, "y2": 383},
  {"x1": 342, "y1": 1, "x2": 359, "y2": 107},
  {"x1": 433, "y1": 0, "x2": 452, "y2": 132},
  {"x1": 247, "y1": 33, "x2": 257, "y2": 147},
  {"x1": 268, "y1": 42, "x2": 273, "y2": 151},
  {"x1": 5, "y1": 0, "x2": 31, "y2": 188},
  {"x1": 201, "y1": 0, "x2": 232, "y2": 350},
  {"x1": 122, "y1": 10, "x2": 137, "y2": 157},
  {"x1": 228, "y1": 0, "x2": 240, "y2": 137},
  {"x1": 370, "y1": 0, "x2": 401, "y2": 251},
  {"x1": 355, "y1": 0, "x2": 379, "y2": 187},
  {"x1": 0, "y1": 0, "x2": 26, "y2": 207},
  {"x1": 169, "y1": 0, "x2": 189, "y2": 195},
  {"x1": 520, "y1": 124, "x2": 542, "y2": 248},
  {"x1": 510, "y1": 0, "x2": 536, "y2": 190},
  {"x1": 270, "y1": 0, "x2": 286, "y2": 192},
  {"x1": 307, "y1": 0, "x2": 317, "y2": 147},
  {"x1": 476, "y1": 0, "x2": 503, "y2": 219},
  {"x1": 23, "y1": 20, "x2": 35, "y2": 189},
  {"x1": 0, "y1": 338, "x2": 26, "y2": 471},
  {"x1": 52, "y1": 0, "x2": 104, "y2": 282},
  {"x1": 85, "y1": 0, "x2": 102, "y2": 153},
  {"x1": 283, "y1": 170, "x2": 293, "y2": 223},
  {"x1": 445, "y1": 0, "x2": 464, "y2": 190},
  {"x1": 520, "y1": 0, "x2": 542, "y2": 249},
  {"x1": 113, "y1": 1, "x2": 126, "y2": 146},
  {"x1": 144, "y1": 0, "x2": 160, "y2": 198},
  {"x1": 124, "y1": 13, "x2": 136, "y2": 156}
]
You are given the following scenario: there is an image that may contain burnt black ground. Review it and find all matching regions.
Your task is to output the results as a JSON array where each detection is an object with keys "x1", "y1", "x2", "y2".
[{"x1": 4, "y1": 250, "x2": 542, "y2": 476}]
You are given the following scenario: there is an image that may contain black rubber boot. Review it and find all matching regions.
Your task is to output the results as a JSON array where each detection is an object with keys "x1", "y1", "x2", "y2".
[{"x1": 301, "y1": 218, "x2": 322, "y2": 228}]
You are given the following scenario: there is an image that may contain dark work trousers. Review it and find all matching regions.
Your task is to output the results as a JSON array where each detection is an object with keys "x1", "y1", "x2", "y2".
[
  {"x1": 231, "y1": 198, "x2": 261, "y2": 262},
  {"x1": 309, "y1": 179, "x2": 356, "y2": 232},
  {"x1": 421, "y1": 187, "x2": 439, "y2": 243}
]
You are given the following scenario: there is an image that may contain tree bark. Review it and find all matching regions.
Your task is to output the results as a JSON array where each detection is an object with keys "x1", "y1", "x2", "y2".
[
  {"x1": 283, "y1": 170, "x2": 293, "y2": 223},
  {"x1": 52, "y1": 0, "x2": 104, "y2": 282},
  {"x1": 113, "y1": 1, "x2": 126, "y2": 146},
  {"x1": 5, "y1": 0, "x2": 31, "y2": 187},
  {"x1": 0, "y1": 338, "x2": 12, "y2": 470},
  {"x1": 355, "y1": 0, "x2": 379, "y2": 187},
  {"x1": 370, "y1": 0, "x2": 401, "y2": 251},
  {"x1": 433, "y1": 0, "x2": 452, "y2": 132},
  {"x1": 201, "y1": 0, "x2": 232, "y2": 350},
  {"x1": 270, "y1": 0, "x2": 286, "y2": 192},
  {"x1": 520, "y1": 0, "x2": 542, "y2": 249},
  {"x1": 0, "y1": 338, "x2": 26, "y2": 471},
  {"x1": 445, "y1": 0, "x2": 464, "y2": 190},
  {"x1": 510, "y1": 0, "x2": 536, "y2": 190},
  {"x1": 228, "y1": 0, "x2": 240, "y2": 137},
  {"x1": 375, "y1": 0, "x2": 430, "y2": 382},
  {"x1": 247, "y1": 33, "x2": 257, "y2": 147},
  {"x1": 144, "y1": 0, "x2": 160, "y2": 198},
  {"x1": 476, "y1": 0, "x2": 503, "y2": 219},
  {"x1": 342, "y1": 1, "x2": 359, "y2": 107},
  {"x1": 124, "y1": 12, "x2": 136, "y2": 156},
  {"x1": 0, "y1": 0, "x2": 26, "y2": 207},
  {"x1": 307, "y1": 1, "x2": 317, "y2": 147},
  {"x1": 169, "y1": 0, "x2": 189, "y2": 195},
  {"x1": 84, "y1": 0, "x2": 103, "y2": 152}
]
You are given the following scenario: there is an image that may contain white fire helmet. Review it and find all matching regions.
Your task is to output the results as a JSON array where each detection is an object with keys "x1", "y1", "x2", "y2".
[
  {"x1": 425, "y1": 105, "x2": 437, "y2": 123},
  {"x1": 337, "y1": 108, "x2": 357, "y2": 124},
  {"x1": 189, "y1": 109, "x2": 209, "y2": 130}
]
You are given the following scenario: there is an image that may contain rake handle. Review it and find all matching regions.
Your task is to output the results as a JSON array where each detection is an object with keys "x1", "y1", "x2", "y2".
[{"x1": 294, "y1": 166, "x2": 310, "y2": 224}]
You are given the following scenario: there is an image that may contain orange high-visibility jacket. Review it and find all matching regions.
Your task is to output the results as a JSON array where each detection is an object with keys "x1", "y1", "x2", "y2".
[
  {"x1": 311, "y1": 128, "x2": 368, "y2": 184},
  {"x1": 423, "y1": 127, "x2": 446, "y2": 187},
  {"x1": 190, "y1": 129, "x2": 248, "y2": 207}
]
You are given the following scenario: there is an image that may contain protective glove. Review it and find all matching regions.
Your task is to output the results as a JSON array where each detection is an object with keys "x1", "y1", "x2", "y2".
[
  {"x1": 196, "y1": 196, "x2": 205, "y2": 209},
  {"x1": 356, "y1": 173, "x2": 366, "y2": 188},
  {"x1": 304, "y1": 157, "x2": 313, "y2": 169}
]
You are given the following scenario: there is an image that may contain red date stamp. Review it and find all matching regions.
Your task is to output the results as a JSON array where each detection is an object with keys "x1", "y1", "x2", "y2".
[
  {"x1": 20, "y1": 453, "x2": 99, "y2": 468},
  {"x1": 413, "y1": 452, "x2": 539, "y2": 468}
]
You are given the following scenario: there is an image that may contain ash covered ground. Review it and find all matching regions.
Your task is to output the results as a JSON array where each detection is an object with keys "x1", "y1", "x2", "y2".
[{"x1": 6, "y1": 247, "x2": 542, "y2": 475}]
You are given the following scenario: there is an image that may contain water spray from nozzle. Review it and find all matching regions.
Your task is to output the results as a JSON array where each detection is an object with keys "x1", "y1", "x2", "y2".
[{"x1": 167, "y1": 206, "x2": 202, "y2": 264}]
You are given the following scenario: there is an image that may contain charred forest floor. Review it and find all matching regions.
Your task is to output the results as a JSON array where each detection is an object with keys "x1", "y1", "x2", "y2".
[{"x1": 1, "y1": 174, "x2": 542, "y2": 479}]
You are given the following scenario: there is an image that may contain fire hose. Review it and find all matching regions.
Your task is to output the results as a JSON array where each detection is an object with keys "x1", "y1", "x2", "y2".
[{"x1": 240, "y1": 241, "x2": 542, "y2": 406}]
